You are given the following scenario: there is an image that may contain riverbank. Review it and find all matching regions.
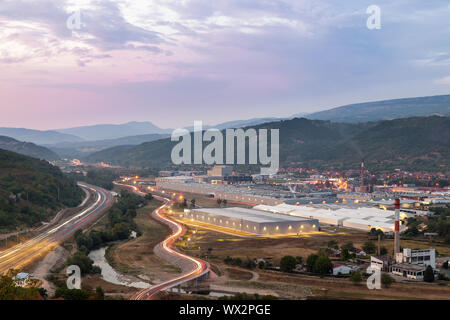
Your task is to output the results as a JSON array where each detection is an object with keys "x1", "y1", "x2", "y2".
[{"x1": 105, "y1": 199, "x2": 183, "y2": 284}]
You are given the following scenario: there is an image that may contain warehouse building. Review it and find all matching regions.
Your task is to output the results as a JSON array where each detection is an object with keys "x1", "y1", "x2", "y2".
[
  {"x1": 253, "y1": 203, "x2": 404, "y2": 232},
  {"x1": 184, "y1": 207, "x2": 319, "y2": 235}
]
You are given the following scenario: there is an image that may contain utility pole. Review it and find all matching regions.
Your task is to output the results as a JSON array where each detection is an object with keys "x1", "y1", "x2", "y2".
[{"x1": 377, "y1": 234, "x2": 381, "y2": 255}]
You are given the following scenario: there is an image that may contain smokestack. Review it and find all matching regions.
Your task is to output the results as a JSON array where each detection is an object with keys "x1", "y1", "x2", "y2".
[
  {"x1": 360, "y1": 158, "x2": 365, "y2": 187},
  {"x1": 394, "y1": 198, "x2": 400, "y2": 255}
]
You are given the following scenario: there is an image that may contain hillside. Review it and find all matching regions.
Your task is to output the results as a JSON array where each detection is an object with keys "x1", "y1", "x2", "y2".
[
  {"x1": 55, "y1": 121, "x2": 172, "y2": 140},
  {"x1": 0, "y1": 136, "x2": 59, "y2": 161},
  {"x1": 85, "y1": 116, "x2": 450, "y2": 172},
  {"x1": 47, "y1": 133, "x2": 168, "y2": 158},
  {"x1": 0, "y1": 127, "x2": 83, "y2": 145},
  {"x1": 0, "y1": 149, "x2": 83, "y2": 230},
  {"x1": 306, "y1": 94, "x2": 450, "y2": 123}
]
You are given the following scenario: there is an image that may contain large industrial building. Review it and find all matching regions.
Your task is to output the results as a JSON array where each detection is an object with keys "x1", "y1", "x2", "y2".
[
  {"x1": 184, "y1": 207, "x2": 319, "y2": 235},
  {"x1": 253, "y1": 203, "x2": 405, "y2": 232},
  {"x1": 156, "y1": 177, "x2": 285, "y2": 205}
]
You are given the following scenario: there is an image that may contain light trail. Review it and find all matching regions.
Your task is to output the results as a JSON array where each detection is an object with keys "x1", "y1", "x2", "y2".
[
  {"x1": 0, "y1": 183, "x2": 113, "y2": 274},
  {"x1": 114, "y1": 182, "x2": 209, "y2": 300}
]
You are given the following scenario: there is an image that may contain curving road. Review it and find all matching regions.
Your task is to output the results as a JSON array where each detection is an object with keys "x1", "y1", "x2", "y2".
[
  {"x1": 114, "y1": 182, "x2": 210, "y2": 300},
  {"x1": 0, "y1": 182, "x2": 113, "y2": 274}
]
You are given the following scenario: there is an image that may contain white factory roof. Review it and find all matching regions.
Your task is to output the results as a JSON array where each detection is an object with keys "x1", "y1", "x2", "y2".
[
  {"x1": 252, "y1": 203, "x2": 400, "y2": 230},
  {"x1": 189, "y1": 207, "x2": 314, "y2": 224},
  {"x1": 342, "y1": 218, "x2": 395, "y2": 231}
]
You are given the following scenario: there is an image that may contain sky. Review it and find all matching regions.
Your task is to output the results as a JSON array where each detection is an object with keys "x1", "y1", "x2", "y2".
[{"x1": 0, "y1": 0, "x2": 449, "y2": 130}]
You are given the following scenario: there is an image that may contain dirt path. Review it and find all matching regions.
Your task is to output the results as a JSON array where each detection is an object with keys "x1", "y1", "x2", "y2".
[{"x1": 30, "y1": 245, "x2": 70, "y2": 296}]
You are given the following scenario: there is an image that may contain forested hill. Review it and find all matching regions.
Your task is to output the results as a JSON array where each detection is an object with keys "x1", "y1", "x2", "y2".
[
  {"x1": 0, "y1": 135, "x2": 59, "y2": 161},
  {"x1": 85, "y1": 116, "x2": 450, "y2": 173},
  {"x1": 0, "y1": 149, "x2": 83, "y2": 230}
]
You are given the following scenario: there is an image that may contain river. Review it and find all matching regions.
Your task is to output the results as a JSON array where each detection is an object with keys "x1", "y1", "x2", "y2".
[{"x1": 88, "y1": 247, "x2": 150, "y2": 289}]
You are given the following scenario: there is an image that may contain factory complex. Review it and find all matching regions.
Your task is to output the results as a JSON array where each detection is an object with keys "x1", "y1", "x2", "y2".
[
  {"x1": 184, "y1": 207, "x2": 319, "y2": 235},
  {"x1": 253, "y1": 203, "x2": 404, "y2": 232}
]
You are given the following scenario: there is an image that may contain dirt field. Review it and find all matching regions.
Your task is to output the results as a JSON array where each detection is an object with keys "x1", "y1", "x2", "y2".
[
  {"x1": 178, "y1": 225, "x2": 370, "y2": 264},
  {"x1": 82, "y1": 274, "x2": 137, "y2": 298},
  {"x1": 106, "y1": 199, "x2": 183, "y2": 284},
  {"x1": 175, "y1": 223, "x2": 450, "y2": 300}
]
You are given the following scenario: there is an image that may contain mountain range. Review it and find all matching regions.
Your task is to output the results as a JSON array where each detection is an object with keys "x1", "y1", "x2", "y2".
[
  {"x1": 0, "y1": 94, "x2": 448, "y2": 158},
  {"x1": 84, "y1": 116, "x2": 450, "y2": 173},
  {"x1": 0, "y1": 136, "x2": 59, "y2": 161},
  {"x1": 46, "y1": 133, "x2": 169, "y2": 159},
  {"x1": 0, "y1": 127, "x2": 82, "y2": 145},
  {"x1": 54, "y1": 121, "x2": 173, "y2": 141},
  {"x1": 305, "y1": 94, "x2": 450, "y2": 123}
]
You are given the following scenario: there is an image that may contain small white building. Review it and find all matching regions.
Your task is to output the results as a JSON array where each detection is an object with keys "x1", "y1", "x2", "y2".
[
  {"x1": 332, "y1": 263, "x2": 359, "y2": 275},
  {"x1": 391, "y1": 264, "x2": 426, "y2": 280},
  {"x1": 356, "y1": 250, "x2": 367, "y2": 257},
  {"x1": 370, "y1": 255, "x2": 394, "y2": 272},
  {"x1": 395, "y1": 248, "x2": 436, "y2": 269},
  {"x1": 13, "y1": 272, "x2": 30, "y2": 287}
]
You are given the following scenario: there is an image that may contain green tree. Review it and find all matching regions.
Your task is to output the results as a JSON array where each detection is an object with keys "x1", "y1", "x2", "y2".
[
  {"x1": 38, "y1": 287, "x2": 48, "y2": 299},
  {"x1": 306, "y1": 254, "x2": 319, "y2": 272},
  {"x1": 327, "y1": 240, "x2": 338, "y2": 249},
  {"x1": 342, "y1": 241, "x2": 353, "y2": 251},
  {"x1": 95, "y1": 286, "x2": 105, "y2": 300},
  {"x1": 369, "y1": 228, "x2": 385, "y2": 238},
  {"x1": 362, "y1": 241, "x2": 376, "y2": 254},
  {"x1": 295, "y1": 256, "x2": 303, "y2": 264},
  {"x1": 66, "y1": 252, "x2": 101, "y2": 275},
  {"x1": 424, "y1": 266, "x2": 435, "y2": 283},
  {"x1": 144, "y1": 194, "x2": 153, "y2": 201},
  {"x1": 280, "y1": 255, "x2": 297, "y2": 273},
  {"x1": 444, "y1": 235, "x2": 450, "y2": 245},
  {"x1": 341, "y1": 248, "x2": 350, "y2": 261},
  {"x1": 350, "y1": 271, "x2": 362, "y2": 284},
  {"x1": 313, "y1": 256, "x2": 333, "y2": 275},
  {"x1": 190, "y1": 198, "x2": 196, "y2": 208},
  {"x1": 380, "y1": 246, "x2": 388, "y2": 255},
  {"x1": 381, "y1": 273, "x2": 394, "y2": 288}
]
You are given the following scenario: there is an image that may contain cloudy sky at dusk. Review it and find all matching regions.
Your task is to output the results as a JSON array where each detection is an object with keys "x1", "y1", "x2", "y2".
[{"x1": 1, "y1": 0, "x2": 449, "y2": 130}]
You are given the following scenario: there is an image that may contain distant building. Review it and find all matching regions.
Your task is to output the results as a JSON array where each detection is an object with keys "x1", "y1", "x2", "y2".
[
  {"x1": 222, "y1": 175, "x2": 253, "y2": 184},
  {"x1": 356, "y1": 250, "x2": 367, "y2": 257},
  {"x1": 391, "y1": 263, "x2": 426, "y2": 280},
  {"x1": 184, "y1": 207, "x2": 319, "y2": 235},
  {"x1": 332, "y1": 263, "x2": 359, "y2": 275},
  {"x1": 370, "y1": 255, "x2": 394, "y2": 272},
  {"x1": 13, "y1": 272, "x2": 30, "y2": 287},
  {"x1": 207, "y1": 165, "x2": 233, "y2": 177},
  {"x1": 395, "y1": 248, "x2": 436, "y2": 269}
]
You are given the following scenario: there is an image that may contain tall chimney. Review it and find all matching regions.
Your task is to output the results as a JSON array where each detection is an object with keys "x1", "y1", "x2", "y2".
[
  {"x1": 394, "y1": 198, "x2": 400, "y2": 255},
  {"x1": 360, "y1": 158, "x2": 365, "y2": 187}
]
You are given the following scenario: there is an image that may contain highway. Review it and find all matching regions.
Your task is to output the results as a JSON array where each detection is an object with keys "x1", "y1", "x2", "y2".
[
  {"x1": 0, "y1": 182, "x2": 113, "y2": 274},
  {"x1": 114, "y1": 182, "x2": 210, "y2": 300}
]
